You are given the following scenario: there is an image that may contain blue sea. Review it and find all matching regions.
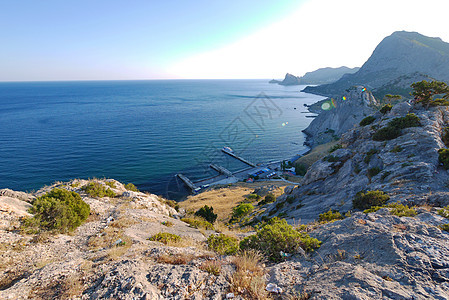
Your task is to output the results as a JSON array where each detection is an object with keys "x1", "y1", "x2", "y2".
[{"x1": 0, "y1": 80, "x2": 324, "y2": 199}]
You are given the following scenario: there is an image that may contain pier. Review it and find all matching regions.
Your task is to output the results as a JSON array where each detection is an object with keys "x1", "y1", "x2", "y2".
[
  {"x1": 176, "y1": 174, "x2": 198, "y2": 191},
  {"x1": 221, "y1": 149, "x2": 256, "y2": 167},
  {"x1": 209, "y1": 163, "x2": 233, "y2": 177}
]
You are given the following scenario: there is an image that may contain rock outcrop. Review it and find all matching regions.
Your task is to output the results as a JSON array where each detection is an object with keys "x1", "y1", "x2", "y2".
[
  {"x1": 303, "y1": 85, "x2": 378, "y2": 147},
  {"x1": 304, "y1": 31, "x2": 449, "y2": 98},
  {"x1": 270, "y1": 73, "x2": 301, "y2": 85}
]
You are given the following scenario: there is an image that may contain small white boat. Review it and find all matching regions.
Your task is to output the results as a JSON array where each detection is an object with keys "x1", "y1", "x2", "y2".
[{"x1": 222, "y1": 146, "x2": 234, "y2": 154}]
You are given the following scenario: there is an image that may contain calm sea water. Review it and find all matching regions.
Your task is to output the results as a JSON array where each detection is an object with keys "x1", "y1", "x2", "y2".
[{"x1": 0, "y1": 80, "x2": 324, "y2": 199}]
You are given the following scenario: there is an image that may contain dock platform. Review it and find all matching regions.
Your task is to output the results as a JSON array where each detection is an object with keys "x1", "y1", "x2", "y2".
[
  {"x1": 209, "y1": 163, "x2": 233, "y2": 177},
  {"x1": 176, "y1": 174, "x2": 198, "y2": 191},
  {"x1": 221, "y1": 149, "x2": 256, "y2": 167}
]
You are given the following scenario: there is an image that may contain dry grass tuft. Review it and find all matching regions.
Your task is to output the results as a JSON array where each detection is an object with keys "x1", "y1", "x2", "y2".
[
  {"x1": 199, "y1": 259, "x2": 222, "y2": 276},
  {"x1": 230, "y1": 250, "x2": 269, "y2": 299},
  {"x1": 110, "y1": 216, "x2": 139, "y2": 229},
  {"x1": 88, "y1": 227, "x2": 132, "y2": 259}
]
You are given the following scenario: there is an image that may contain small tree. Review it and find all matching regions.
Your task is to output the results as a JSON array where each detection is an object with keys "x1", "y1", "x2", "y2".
[
  {"x1": 195, "y1": 205, "x2": 218, "y2": 224},
  {"x1": 411, "y1": 80, "x2": 449, "y2": 109}
]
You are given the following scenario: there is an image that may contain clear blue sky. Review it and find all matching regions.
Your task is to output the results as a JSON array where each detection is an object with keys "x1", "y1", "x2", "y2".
[
  {"x1": 0, "y1": 0, "x2": 304, "y2": 81},
  {"x1": 1, "y1": 0, "x2": 449, "y2": 81}
]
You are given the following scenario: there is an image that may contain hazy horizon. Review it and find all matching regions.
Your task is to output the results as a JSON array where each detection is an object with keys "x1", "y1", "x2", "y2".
[{"x1": 2, "y1": 0, "x2": 449, "y2": 82}]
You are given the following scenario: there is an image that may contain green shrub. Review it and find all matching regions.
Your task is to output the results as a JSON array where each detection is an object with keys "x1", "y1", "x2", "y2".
[
  {"x1": 161, "y1": 221, "x2": 174, "y2": 227},
  {"x1": 373, "y1": 114, "x2": 421, "y2": 141},
  {"x1": 24, "y1": 188, "x2": 90, "y2": 233},
  {"x1": 364, "y1": 149, "x2": 379, "y2": 164},
  {"x1": 389, "y1": 114, "x2": 421, "y2": 129},
  {"x1": 124, "y1": 183, "x2": 139, "y2": 192},
  {"x1": 246, "y1": 194, "x2": 261, "y2": 201},
  {"x1": 438, "y1": 206, "x2": 449, "y2": 218},
  {"x1": 231, "y1": 203, "x2": 254, "y2": 221},
  {"x1": 364, "y1": 203, "x2": 416, "y2": 217},
  {"x1": 105, "y1": 181, "x2": 116, "y2": 188},
  {"x1": 438, "y1": 149, "x2": 449, "y2": 169},
  {"x1": 380, "y1": 104, "x2": 393, "y2": 114},
  {"x1": 195, "y1": 205, "x2": 217, "y2": 224},
  {"x1": 373, "y1": 126, "x2": 401, "y2": 141},
  {"x1": 323, "y1": 155, "x2": 340, "y2": 162},
  {"x1": 295, "y1": 163, "x2": 308, "y2": 176},
  {"x1": 368, "y1": 167, "x2": 381, "y2": 178},
  {"x1": 207, "y1": 234, "x2": 239, "y2": 255},
  {"x1": 390, "y1": 145, "x2": 403, "y2": 153},
  {"x1": 286, "y1": 196, "x2": 295, "y2": 204},
  {"x1": 163, "y1": 199, "x2": 180, "y2": 212},
  {"x1": 240, "y1": 218, "x2": 321, "y2": 262},
  {"x1": 353, "y1": 190, "x2": 390, "y2": 210},
  {"x1": 149, "y1": 232, "x2": 181, "y2": 245},
  {"x1": 318, "y1": 209, "x2": 344, "y2": 223},
  {"x1": 82, "y1": 182, "x2": 116, "y2": 198},
  {"x1": 440, "y1": 224, "x2": 449, "y2": 232},
  {"x1": 360, "y1": 116, "x2": 376, "y2": 126},
  {"x1": 181, "y1": 217, "x2": 214, "y2": 230},
  {"x1": 329, "y1": 144, "x2": 343, "y2": 153},
  {"x1": 258, "y1": 193, "x2": 276, "y2": 206},
  {"x1": 441, "y1": 127, "x2": 449, "y2": 148}
]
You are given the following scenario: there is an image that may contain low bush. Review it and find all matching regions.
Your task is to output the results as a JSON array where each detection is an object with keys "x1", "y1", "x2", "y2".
[
  {"x1": 181, "y1": 217, "x2": 214, "y2": 230},
  {"x1": 195, "y1": 205, "x2": 217, "y2": 224},
  {"x1": 373, "y1": 114, "x2": 421, "y2": 141},
  {"x1": 380, "y1": 104, "x2": 393, "y2": 114},
  {"x1": 438, "y1": 149, "x2": 449, "y2": 169},
  {"x1": 323, "y1": 155, "x2": 340, "y2": 162},
  {"x1": 353, "y1": 190, "x2": 390, "y2": 210},
  {"x1": 23, "y1": 188, "x2": 90, "y2": 233},
  {"x1": 82, "y1": 182, "x2": 116, "y2": 198},
  {"x1": 231, "y1": 203, "x2": 254, "y2": 221},
  {"x1": 440, "y1": 224, "x2": 449, "y2": 232},
  {"x1": 360, "y1": 116, "x2": 376, "y2": 126},
  {"x1": 318, "y1": 209, "x2": 344, "y2": 223},
  {"x1": 364, "y1": 149, "x2": 379, "y2": 164},
  {"x1": 258, "y1": 193, "x2": 276, "y2": 206},
  {"x1": 163, "y1": 199, "x2": 180, "y2": 211},
  {"x1": 149, "y1": 232, "x2": 181, "y2": 245},
  {"x1": 240, "y1": 218, "x2": 321, "y2": 262},
  {"x1": 364, "y1": 203, "x2": 416, "y2": 217},
  {"x1": 368, "y1": 167, "x2": 381, "y2": 178},
  {"x1": 207, "y1": 234, "x2": 239, "y2": 255},
  {"x1": 438, "y1": 206, "x2": 449, "y2": 218},
  {"x1": 442, "y1": 127, "x2": 449, "y2": 147},
  {"x1": 295, "y1": 163, "x2": 308, "y2": 176},
  {"x1": 329, "y1": 144, "x2": 343, "y2": 153},
  {"x1": 124, "y1": 183, "x2": 139, "y2": 192},
  {"x1": 390, "y1": 145, "x2": 403, "y2": 153},
  {"x1": 246, "y1": 194, "x2": 261, "y2": 201}
]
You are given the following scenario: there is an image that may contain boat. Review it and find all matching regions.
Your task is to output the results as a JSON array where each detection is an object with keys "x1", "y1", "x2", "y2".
[{"x1": 222, "y1": 146, "x2": 234, "y2": 154}]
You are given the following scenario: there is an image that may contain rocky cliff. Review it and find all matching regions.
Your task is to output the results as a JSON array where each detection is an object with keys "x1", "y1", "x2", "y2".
[
  {"x1": 303, "y1": 85, "x2": 378, "y2": 148},
  {"x1": 304, "y1": 31, "x2": 449, "y2": 98},
  {"x1": 270, "y1": 73, "x2": 301, "y2": 85},
  {"x1": 299, "y1": 66, "x2": 359, "y2": 85}
]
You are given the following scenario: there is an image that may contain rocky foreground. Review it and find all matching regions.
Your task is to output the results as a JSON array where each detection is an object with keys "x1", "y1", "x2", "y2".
[{"x1": 1, "y1": 175, "x2": 449, "y2": 299}]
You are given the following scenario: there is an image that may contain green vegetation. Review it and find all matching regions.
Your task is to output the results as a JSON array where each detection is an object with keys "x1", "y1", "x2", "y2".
[
  {"x1": 323, "y1": 155, "x2": 340, "y2": 162},
  {"x1": 379, "y1": 104, "x2": 393, "y2": 114},
  {"x1": 124, "y1": 183, "x2": 139, "y2": 192},
  {"x1": 373, "y1": 114, "x2": 421, "y2": 141},
  {"x1": 438, "y1": 149, "x2": 449, "y2": 169},
  {"x1": 318, "y1": 209, "x2": 344, "y2": 223},
  {"x1": 439, "y1": 224, "x2": 449, "y2": 232},
  {"x1": 360, "y1": 116, "x2": 376, "y2": 126},
  {"x1": 442, "y1": 127, "x2": 449, "y2": 148},
  {"x1": 295, "y1": 163, "x2": 308, "y2": 176},
  {"x1": 438, "y1": 206, "x2": 449, "y2": 218},
  {"x1": 381, "y1": 171, "x2": 392, "y2": 181},
  {"x1": 149, "y1": 232, "x2": 181, "y2": 245},
  {"x1": 411, "y1": 80, "x2": 449, "y2": 109},
  {"x1": 207, "y1": 234, "x2": 239, "y2": 255},
  {"x1": 161, "y1": 221, "x2": 174, "y2": 227},
  {"x1": 363, "y1": 203, "x2": 417, "y2": 217},
  {"x1": 194, "y1": 205, "x2": 217, "y2": 224},
  {"x1": 258, "y1": 193, "x2": 276, "y2": 206},
  {"x1": 163, "y1": 199, "x2": 180, "y2": 212},
  {"x1": 390, "y1": 145, "x2": 403, "y2": 153},
  {"x1": 23, "y1": 188, "x2": 90, "y2": 233},
  {"x1": 105, "y1": 181, "x2": 116, "y2": 188},
  {"x1": 246, "y1": 194, "x2": 261, "y2": 201},
  {"x1": 353, "y1": 190, "x2": 390, "y2": 210},
  {"x1": 181, "y1": 217, "x2": 214, "y2": 230},
  {"x1": 329, "y1": 144, "x2": 343, "y2": 153},
  {"x1": 368, "y1": 167, "x2": 381, "y2": 178},
  {"x1": 82, "y1": 181, "x2": 116, "y2": 198},
  {"x1": 231, "y1": 203, "x2": 254, "y2": 221},
  {"x1": 240, "y1": 218, "x2": 321, "y2": 262},
  {"x1": 364, "y1": 148, "x2": 379, "y2": 164}
]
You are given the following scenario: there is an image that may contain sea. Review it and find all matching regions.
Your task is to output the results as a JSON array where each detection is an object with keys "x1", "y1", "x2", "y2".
[{"x1": 0, "y1": 80, "x2": 325, "y2": 200}]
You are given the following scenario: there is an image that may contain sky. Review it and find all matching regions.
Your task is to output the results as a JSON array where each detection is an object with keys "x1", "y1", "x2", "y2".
[{"x1": 1, "y1": 0, "x2": 449, "y2": 81}]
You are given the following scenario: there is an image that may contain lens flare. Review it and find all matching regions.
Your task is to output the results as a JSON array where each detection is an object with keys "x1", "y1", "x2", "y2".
[
  {"x1": 321, "y1": 102, "x2": 331, "y2": 110},
  {"x1": 362, "y1": 88, "x2": 366, "y2": 92},
  {"x1": 342, "y1": 96, "x2": 347, "y2": 101},
  {"x1": 331, "y1": 98, "x2": 337, "y2": 108}
]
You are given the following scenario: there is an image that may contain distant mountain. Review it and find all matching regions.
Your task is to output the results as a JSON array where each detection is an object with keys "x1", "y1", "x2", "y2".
[
  {"x1": 270, "y1": 66, "x2": 359, "y2": 86},
  {"x1": 304, "y1": 31, "x2": 449, "y2": 98},
  {"x1": 269, "y1": 73, "x2": 301, "y2": 85},
  {"x1": 300, "y1": 66, "x2": 359, "y2": 85}
]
